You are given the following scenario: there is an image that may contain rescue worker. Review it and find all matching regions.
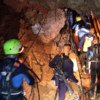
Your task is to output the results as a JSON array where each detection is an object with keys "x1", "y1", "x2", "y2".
[
  {"x1": 49, "y1": 44, "x2": 80, "y2": 100},
  {"x1": 0, "y1": 39, "x2": 35, "y2": 100},
  {"x1": 72, "y1": 16, "x2": 91, "y2": 41},
  {"x1": 64, "y1": 8, "x2": 73, "y2": 27},
  {"x1": 86, "y1": 38, "x2": 100, "y2": 99},
  {"x1": 78, "y1": 27, "x2": 95, "y2": 61}
]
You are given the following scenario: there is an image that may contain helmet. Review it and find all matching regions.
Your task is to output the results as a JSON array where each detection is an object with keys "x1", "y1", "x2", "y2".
[
  {"x1": 76, "y1": 17, "x2": 81, "y2": 22},
  {"x1": 3, "y1": 39, "x2": 22, "y2": 55}
]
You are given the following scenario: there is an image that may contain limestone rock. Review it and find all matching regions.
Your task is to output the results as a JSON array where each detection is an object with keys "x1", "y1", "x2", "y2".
[
  {"x1": 39, "y1": 9, "x2": 66, "y2": 43},
  {"x1": 4, "y1": 0, "x2": 100, "y2": 18},
  {"x1": 0, "y1": 3, "x2": 20, "y2": 40}
]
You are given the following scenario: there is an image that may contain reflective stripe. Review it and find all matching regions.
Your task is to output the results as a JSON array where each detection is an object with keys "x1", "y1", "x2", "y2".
[
  {"x1": 14, "y1": 42, "x2": 21, "y2": 51},
  {"x1": 1, "y1": 91, "x2": 22, "y2": 95}
]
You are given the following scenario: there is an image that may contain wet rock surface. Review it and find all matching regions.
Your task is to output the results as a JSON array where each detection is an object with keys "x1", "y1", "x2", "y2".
[
  {"x1": 3, "y1": 0, "x2": 100, "y2": 18},
  {"x1": 0, "y1": 3, "x2": 20, "y2": 41}
]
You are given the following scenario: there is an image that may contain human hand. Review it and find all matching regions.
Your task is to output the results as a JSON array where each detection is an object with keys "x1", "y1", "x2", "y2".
[{"x1": 78, "y1": 49, "x2": 81, "y2": 52}]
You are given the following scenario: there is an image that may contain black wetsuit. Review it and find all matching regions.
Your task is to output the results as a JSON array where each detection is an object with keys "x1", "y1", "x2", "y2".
[{"x1": 0, "y1": 58, "x2": 35, "y2": 100}]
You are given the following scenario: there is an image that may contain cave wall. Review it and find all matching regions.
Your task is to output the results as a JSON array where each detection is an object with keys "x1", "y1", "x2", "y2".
[
  {"x1": 4, "y1": 0, "x2": 100, "y2": 18},
  {"x1": 0, "y1": 0, "x2": 100, "y2": 99},
  {"x1": 18, "y1": 19, "x2": 81, "y2": 100},
  {"x1": 0, "y1": 3, "x2": 20, "y2": 40}
]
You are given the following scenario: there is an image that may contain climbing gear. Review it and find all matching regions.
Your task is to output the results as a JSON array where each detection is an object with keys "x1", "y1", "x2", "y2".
[
  {"x1": 3, "y1": 39, "x2": 22, "y2": 55},
  {"x1": 83, "y1": 36, "x2": 93, "y2": 52},
  {"x1": 76, "y1": 17, "x2": 81, "y2": 22},
  {"x1": 25, "y1": 60, "x2": 41, "y2": 100},
  {"x1": 54, "y1": 55, "x2": 73, "y2": 96},
  {"x1": 0, "y1": 58, "x2": 22, "y2": 100},
  {"x1": 54, "y1": 54, "x2": 68, "y2": 76}
]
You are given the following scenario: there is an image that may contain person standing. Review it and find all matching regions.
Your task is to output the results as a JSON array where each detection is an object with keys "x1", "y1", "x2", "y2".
[
  {"x1": 86, "y1": 38, "x2": 100, "y2": 99},
  {"x1": 49, "y1": 44, "x2": 80, "y2": 100},
  {"x1": 0, "y1": 39, "x2": 35, "y2": 100}
]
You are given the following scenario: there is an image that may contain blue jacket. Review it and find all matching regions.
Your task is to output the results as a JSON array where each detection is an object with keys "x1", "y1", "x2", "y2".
[
  {"x1": 49, "y1": 54, "x2": 78, "y2": 83},
  {"x1": 0, "y1": 58, "x2": 34, "y2": 88},
  {"x1": 78, "y1": 28, "x2": 89, "y2": 40}
]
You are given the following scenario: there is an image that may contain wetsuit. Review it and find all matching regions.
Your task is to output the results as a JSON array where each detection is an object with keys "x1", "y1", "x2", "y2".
[
  {"x1": 49, "y1": 54, "x2": 78, "y2": 100},
  {"x1": 0, "y1": 57, "x2": 35, "y2": 100}
]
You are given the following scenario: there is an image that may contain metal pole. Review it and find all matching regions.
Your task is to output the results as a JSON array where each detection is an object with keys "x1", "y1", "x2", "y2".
[{"x1": 76, "y1": 56, "x2": 84, "y2": 100}]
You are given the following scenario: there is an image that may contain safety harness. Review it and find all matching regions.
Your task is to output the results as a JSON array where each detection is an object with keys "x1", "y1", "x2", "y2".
[
  {"x1": 0, "y1": 58, "x2": 23, "y2": 100},
  {"x1": 54, "y1": 54, "x2": 73, "y2": 96}
]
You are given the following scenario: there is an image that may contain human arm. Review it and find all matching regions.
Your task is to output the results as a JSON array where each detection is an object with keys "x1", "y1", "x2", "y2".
[
  {"x1": 78, "y1": 35, "x2": 85, "y2": 50},
  {"x1": 12, "y1": 64, "x2": 35, "y2": 87},
  {"x1": 68, "y1": 64, "x2": 78, "y2": 83},
  {"x1": 63, "y1": 61, "x2": 78, "y2": 83},
  {"x1": 49, "y1": 55, "x2": 60, "y2": 68},
  {"x1": 22, "y1": 64, "x2": 35, "y2": 85},
  {"x1": 80, "y1": 28, "x2": 89, "y2": 33}
]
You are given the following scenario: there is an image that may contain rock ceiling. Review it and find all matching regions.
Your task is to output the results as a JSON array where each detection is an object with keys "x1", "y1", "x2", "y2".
[{"x1": 3, "y1": 0, "x2": 100, "y2": 18}]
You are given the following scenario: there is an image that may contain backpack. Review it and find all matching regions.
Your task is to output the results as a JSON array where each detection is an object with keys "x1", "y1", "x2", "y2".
[
  {"x1": 0, "y1": 59, "x2": 17, "y2": 99},
  {"x1": 83, "y1": 36, "x2": 93, "y2": 52}
]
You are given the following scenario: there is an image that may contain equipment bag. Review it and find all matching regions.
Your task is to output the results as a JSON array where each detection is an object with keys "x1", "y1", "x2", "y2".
[{"x1": 83, "y1": 36, "x2": 93, "y2": 52}]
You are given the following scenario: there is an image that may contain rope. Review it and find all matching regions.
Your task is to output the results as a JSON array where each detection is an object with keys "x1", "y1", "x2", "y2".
[
  {"x1": 23, "y1": 14, "x2": 48, "y2": 63},
  {"x1": 25, "y1": 60, "x2": 41, "y2": 100},
  {"x1": 31, "y1": 51, "x2": 45, "y2": 66}
]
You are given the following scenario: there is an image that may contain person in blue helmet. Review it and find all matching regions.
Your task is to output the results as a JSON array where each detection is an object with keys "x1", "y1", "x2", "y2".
[
  {"x1": 0, "y1": 39, "x2": 35, "y2": 100},
  {"x1": 49, "y1": 44, "x2": 80, "y2": 100}
]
